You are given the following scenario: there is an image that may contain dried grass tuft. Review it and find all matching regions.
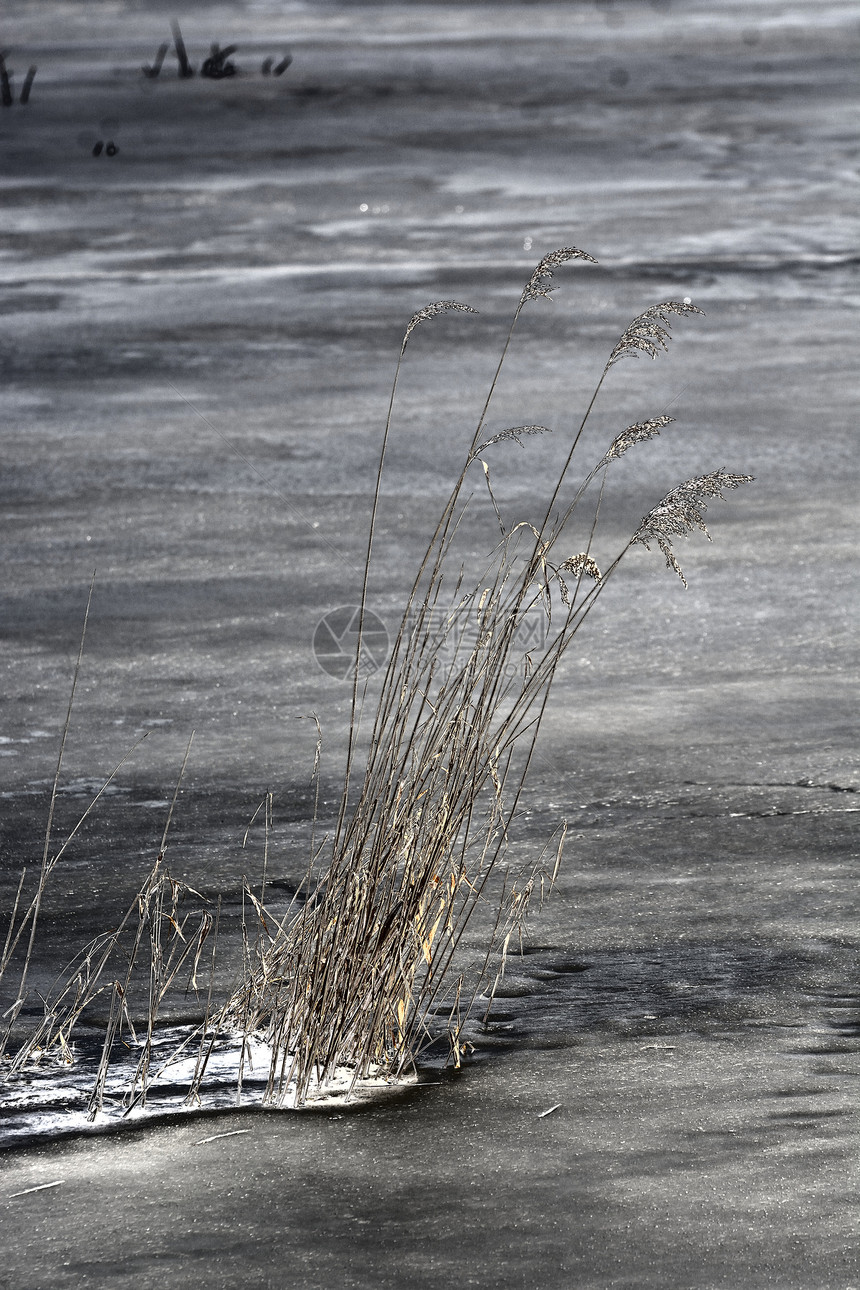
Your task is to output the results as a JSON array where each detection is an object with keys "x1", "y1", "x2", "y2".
[
  {"x1": 225, "y1": 251, "x2": 751, "y2": 1103},
  {"x1": 2, "y1": 249, "x2": 752, "y2": 1119}
]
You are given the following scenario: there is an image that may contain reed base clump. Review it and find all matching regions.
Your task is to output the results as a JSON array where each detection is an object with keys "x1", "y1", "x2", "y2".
[{"x1": 1, "y1": 249, "x2": 752, "y2": 1118}]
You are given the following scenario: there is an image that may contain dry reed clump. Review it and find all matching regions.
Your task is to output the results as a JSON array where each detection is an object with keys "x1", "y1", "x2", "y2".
[
  {"x1": 1, "y1": 249, "x2": 752, "y2": 1116},
  {"x1": 224, "y1": 251, "x2": 753, "y2": 1104}
]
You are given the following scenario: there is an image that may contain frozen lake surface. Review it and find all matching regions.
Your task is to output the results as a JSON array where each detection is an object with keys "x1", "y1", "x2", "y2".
[{"x1": 0, "y1": 1, "x2": 858, "y2": 1285}]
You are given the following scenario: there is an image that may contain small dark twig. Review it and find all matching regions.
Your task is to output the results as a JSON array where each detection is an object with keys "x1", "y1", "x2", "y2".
[
  {"x1": 142, "y1": 44, "x2": 169, "y2": 79},
  {"x1": 19, "y1": 66, "x2": 36, "y2": 104},
  {"x1": 171, "y1": 20, "x2": 194, "y2": 78},
  {"x1": 0, "y1": 54, "x2": 12, "y2": 108},
  {"x1": 201, "y1": 43, "x2": 238, "y2": 80}
]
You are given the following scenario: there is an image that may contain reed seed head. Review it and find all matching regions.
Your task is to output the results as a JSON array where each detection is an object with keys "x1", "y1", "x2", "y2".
[
  {"x1": 560, "y1": 554, "x2": 601, "y2": 581},
  {"x1": 633, "y1": 469, "x2": 754, "y2": 587},
  {"x1": 556, "y1": 554, "x2": 601, "y2": 606},
  {"x1": 402, "y1": 300, "x2": 478, "y2": 348},
  {"x1": 474, "y1": 424, "x2": 551, "y2": 455},
  {"x1": 597, "y1": 416, "x2": 675, "y2": 469},
  {"x1": 605, "y1": 300, "x2": 704, "y2": 370},
  {"x1": 520, "y1": 247, "x2": 598, "y2": 305}
]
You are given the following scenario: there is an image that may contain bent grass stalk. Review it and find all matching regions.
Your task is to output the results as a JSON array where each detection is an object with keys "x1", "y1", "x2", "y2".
[{"x1": 0, "y1": 572, "x2": 96, "y2": 1057}]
